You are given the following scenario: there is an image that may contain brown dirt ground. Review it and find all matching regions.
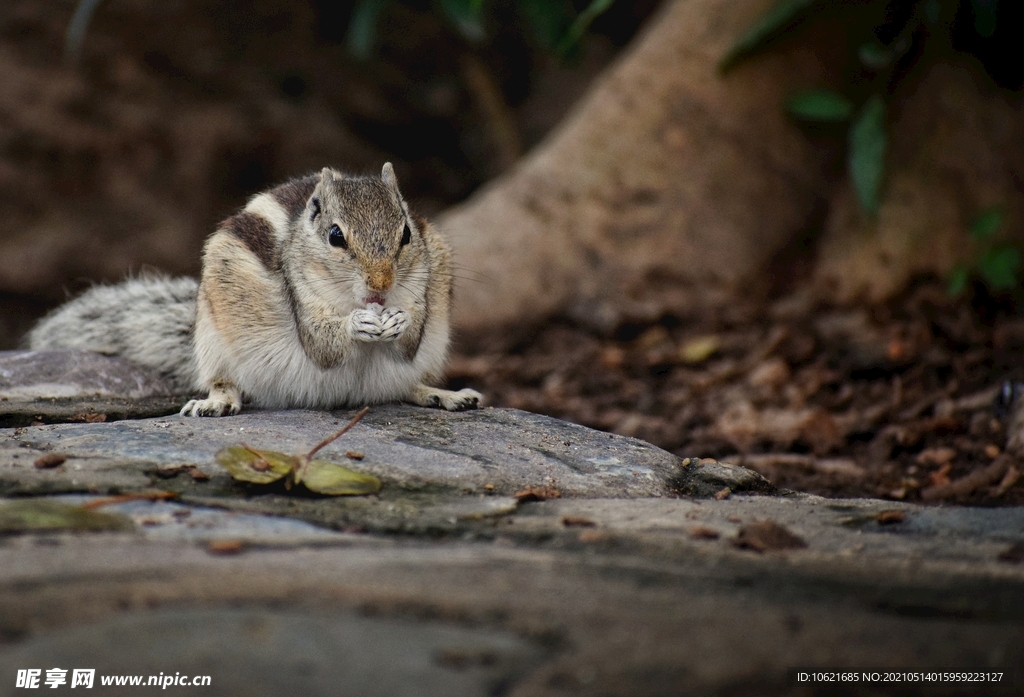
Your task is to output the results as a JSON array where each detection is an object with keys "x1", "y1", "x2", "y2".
[{"x1": 450, "y1": 279, "x2": 1024, "y2": 506}]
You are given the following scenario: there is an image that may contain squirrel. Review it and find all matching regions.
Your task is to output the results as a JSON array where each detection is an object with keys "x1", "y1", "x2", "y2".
[{"x1": 27, "y1": 163, "x2": 482, "y2": 416}]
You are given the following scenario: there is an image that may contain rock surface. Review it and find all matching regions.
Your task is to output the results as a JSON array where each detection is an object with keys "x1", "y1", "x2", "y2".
[
  {"x1": 0, "y1": 406, "x2": 687, "y2": 534},
  {"x1": 0, "y1": 352, "x2": 1021, "y2": 695},
  {"x1": 0, "y1": 350, "x2": 184, "y2": 426},
  {"x1": 0, "y1": 607, "x2": 541, "y2": 697},
  {"x1": 0, "y1": 350, "x2": 176, "y2": 400}
]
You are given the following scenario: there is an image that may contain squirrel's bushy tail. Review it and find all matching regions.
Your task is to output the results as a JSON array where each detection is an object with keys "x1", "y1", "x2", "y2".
[{"x1": 26, "y1": 276, "x2": 198, "y2": 389}]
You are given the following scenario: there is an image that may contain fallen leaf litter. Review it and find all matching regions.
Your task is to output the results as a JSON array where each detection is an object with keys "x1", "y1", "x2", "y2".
[{"x1": 450, "y1": 282, "x2": 1024, "y2": 505}]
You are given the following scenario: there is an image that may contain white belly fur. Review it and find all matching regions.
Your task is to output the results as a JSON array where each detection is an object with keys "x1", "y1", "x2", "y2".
[{"x1": 198, "y1": 311, "x2": 447, "y2": 409}]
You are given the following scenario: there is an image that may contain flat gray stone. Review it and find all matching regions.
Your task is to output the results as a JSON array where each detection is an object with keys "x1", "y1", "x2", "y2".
[
  {"x1": 0, "y1": 351, "x2": 176, "y2": 400},
  {"x1": 508, "y1": 495, "x2": 1024, "y2": 567},
  {"x1": 0, "y1": 608, "x2": 542, "y2": 697},
  {"x1": 0, "y1": 406, "x2": 680, "y2": 499},
  {"x1": 0, "y1": 531, "x2": 1020, "y2": 696},
  {"x1": 0, "y1": 351, "x2": 184, "y2": 426},
  {"x1": 49, "y1": 495, "x2": 357, "y2": 546},
  {"x1": 0, "y1": 405, "x2": 692, "y2": 533}
]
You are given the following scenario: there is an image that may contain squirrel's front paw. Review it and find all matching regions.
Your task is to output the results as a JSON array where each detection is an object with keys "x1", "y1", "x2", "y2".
[
  {"x1": 377, "y1": 307, "x2": 409, "y2": 341},
  {"x1": 348, "y1": 309, "x2": 382, "y2": 342}
]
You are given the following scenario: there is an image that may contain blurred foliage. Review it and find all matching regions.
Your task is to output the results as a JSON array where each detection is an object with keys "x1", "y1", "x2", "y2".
[
  {"x1": 726, "y1": 0, "x2": 1022, "y2": 294},
  {"x1": 67, "y1": 0, "x2": 618, "y2": 63},
  {"x1": 347, "y1": 0, "x2": 618, "y2": 59},
  {"x1": 846, "y1": 94, "x2": 887, "y2": 216},
  {"x1": 784, "y1": 89, "x2": 853, "y2": 122},
  {"x1": 724, "y1": 0, "x2": 1020, "y2": 218},
  {"x1": 948, "y1": 207, "x2": 1021, "y2": 296}
]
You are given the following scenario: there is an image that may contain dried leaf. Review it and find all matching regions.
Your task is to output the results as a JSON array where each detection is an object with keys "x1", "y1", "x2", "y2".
[
  {"x1": 215, "y1": 408, "x2": 377, "y2": 496},
  {"x1": 216, "y1": 446, "x2": 295, "y2": 484},
  {"x1": 561, "y1": 515, "x2": 596, "y2": 527},
  {"x1": 34, "y1": 453, "x2": 67, "y2": 469},
  {"x1": 207, "y1": 539, "x2": 245, "y2": 555},
  {"x1": 998, "y1": 542, "x2": 1024, "y2": 564},
  {"x1": 515, "y1": 486, "x2": 562, "y2": 502},
  {"x1": 733, "y1": 520, "x2": 806, "y2": 552},
  {"x1": 875, "y1": 509, "x2": 905, "y2": 524},
  {"x1": 916, "y1": 447, "x2": 956, "y2": 466},
  {"x1": 156, "y1": 464, "x2": 210, "y2": 481},
  {"x1": 299, "y1": 459, "x2": 382, "y2": 496},
  {"x1": 689, "y1": 526, "x2": 720, "y2": 540},
  {"x1": 187, "y1": 466, "x2": 211, "y2": 481},
  {"x1": 69, "y1": 412, "x2": 107, "y2": 423},
  {"x1": 679, "y1": 335, "x2": 720, "y2": 364}
]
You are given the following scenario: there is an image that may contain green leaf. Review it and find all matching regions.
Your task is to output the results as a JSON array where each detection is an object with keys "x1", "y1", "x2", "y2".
[
  {"x1": 347, "y1": 0, "x2": 389, "y2": 60},
  {"x1": 438, "y1": 0, "x2": 486, "y2": 42},
  {"x1": 300, "y1": 460, "x2": 382, "y2": 496},
  {"x1": 555, "y1": 0, "x2": 616, "y2": 58},
  {"x1": 0, "y1": 500, "x2": 133, "y2": 534},
  {"x1": 971, "y1": 0, "x2": 998, "y2": 38},
  {"x1": 786, "y1": 89, "x2": 853, "y2": 122},
  {"x1": 848, "y1": 95, "x2": 887, "y2": 216},
  {"x1": 216, "y1": 446, "x2": 295, "y2": 484},
  {"x1": 979, "y1": 246, "x2": 1021, "y2": 290},
  {"x1": 857, "y1": 42, "x2": 891, "y2": 71},
  {"x1": 519, "y1": 0, "x2": 570, "y2": 49},
  {"x1": 857, "y1": 36, "x2": 911, "y2": 72},
  {"x1": 970, "y1": 206, "x2": 1004, "y2": 240},
  {"x1": 721, "y1": 0, "x2": 823, "y2": 71},
  {"x1": 947, "y1": 266, "x2": 969, "y2": 297}
]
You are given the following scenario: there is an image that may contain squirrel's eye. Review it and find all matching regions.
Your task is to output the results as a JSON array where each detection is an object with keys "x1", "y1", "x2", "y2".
[
  {"x1": 328, "y1": 224, "x2": 347, "y2": 249},
  {"x1": 310, "y1": 197, "x2": 321, "y2": 219},
  {"x1": 401, "y1": 223, "x2": 411, "y2": 246}
]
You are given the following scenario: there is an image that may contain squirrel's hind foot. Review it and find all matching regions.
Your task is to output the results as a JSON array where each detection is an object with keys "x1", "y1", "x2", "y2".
[
  {"x1": 180, "y1": 382, "x2": 242, "y2": 417},
  {"x1": 407, "y1": 385, "x2": 482, "y2": 411}
]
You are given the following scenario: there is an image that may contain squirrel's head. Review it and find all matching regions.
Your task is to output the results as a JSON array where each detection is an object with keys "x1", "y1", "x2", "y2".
[{"x1": 303, "y1": 163, "x2": 423, "y2": 303}]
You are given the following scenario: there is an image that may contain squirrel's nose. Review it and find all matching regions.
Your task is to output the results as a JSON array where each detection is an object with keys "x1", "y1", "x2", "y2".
[{"x1": 366, "y1": 266, "x2": 394, "y2": 293}]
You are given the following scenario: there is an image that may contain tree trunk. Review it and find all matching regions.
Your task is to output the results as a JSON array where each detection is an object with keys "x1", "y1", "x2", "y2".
[{"x1": 442, "y1": 0, "x2": 836, "y2": 333}]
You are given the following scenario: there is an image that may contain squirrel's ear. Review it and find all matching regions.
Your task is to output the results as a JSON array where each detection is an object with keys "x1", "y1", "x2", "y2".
[
  {"x1": 381, "y1": 162, "x2": 400, "y2": 193},
  {"x1": 319, "y1": 167, "x2": 334, "y2": 184}
]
